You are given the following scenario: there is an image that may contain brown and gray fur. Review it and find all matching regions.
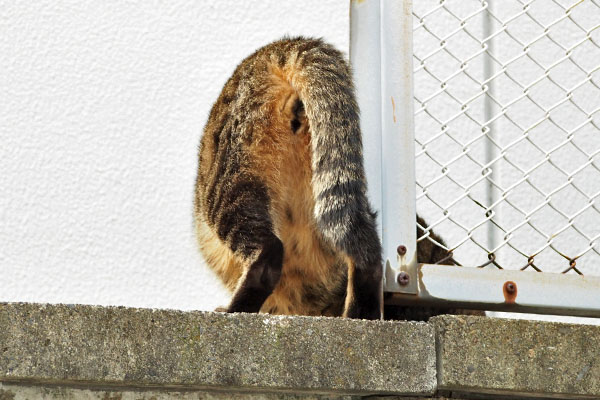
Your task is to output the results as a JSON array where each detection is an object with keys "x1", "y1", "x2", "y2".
[
  {"x1": 195, "y1": 37, "x2": 382, "y2": 319},
  {"x1": 194, "y1": 37, "x2": 481, "y2": 320}
]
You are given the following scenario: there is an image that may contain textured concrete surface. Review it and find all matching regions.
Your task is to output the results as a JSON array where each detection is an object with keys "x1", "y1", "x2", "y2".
[
  {"x1": 0, "y1": 384, "x2": 467, "y2": 400},
  {"x1": 434, "y1": 315, "x2": 600, "y2": 398},
  {"x1": 0, "y1": 303, "x2": 436, "y2": 396},
  {"x1": 0, "y1": 383, "x2": 362, "y2": 400},
  {"x1": 0, "y1": 384, "x2": 463, "y2": 400},
  {"x1": 3, "y1": 303, "x2": 600, "y2": 399}
]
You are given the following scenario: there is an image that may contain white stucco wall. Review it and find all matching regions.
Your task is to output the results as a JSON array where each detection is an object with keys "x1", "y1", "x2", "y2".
[
  {"x1": 1, "y1": 0, "x2": 348, "y2": 311},
  {"x1": 2, "y1": 0, "x2": 599, "y2": 325}
]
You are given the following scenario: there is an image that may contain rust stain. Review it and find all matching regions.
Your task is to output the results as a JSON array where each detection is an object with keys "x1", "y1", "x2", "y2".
[
  {"x1": 356, "y1": 0, "x2": 367, "y2": 3},
  {"x1": 391, "y1": 96, "x2": 396, "y2": 123},
  {"x1": 503, "y1": 281, "x2": 517, "y2": 304}
]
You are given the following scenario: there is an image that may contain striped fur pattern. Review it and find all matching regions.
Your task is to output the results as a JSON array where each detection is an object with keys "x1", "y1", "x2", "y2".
[
  {"x1": 194, "y1": 37, "x2": 482, "y2": 320},
  {"x1": 195, "y1": 37, "x2": 382, "y2": 319}
]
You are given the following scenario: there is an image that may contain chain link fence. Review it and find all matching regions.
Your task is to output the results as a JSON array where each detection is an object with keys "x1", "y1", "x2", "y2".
[{"x1": 413, "y1": 0, "x2": 600, "y2": 275}]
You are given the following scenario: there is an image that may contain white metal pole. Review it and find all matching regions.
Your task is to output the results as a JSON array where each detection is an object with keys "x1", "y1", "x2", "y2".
[
  {"x1": 350, "y1": 0, "x2": 382, "y2": 240},
  {"x1": 380, "y1": 0, "x2": 417, "y2": 293},
  {"x1": 350, "y1": 0, "x2": 417, "y2": 294}
]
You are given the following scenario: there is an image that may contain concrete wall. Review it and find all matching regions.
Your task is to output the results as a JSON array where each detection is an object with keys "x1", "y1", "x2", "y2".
[{"x1": 2, "y1": 303, "x2": 600, "y2": 399}]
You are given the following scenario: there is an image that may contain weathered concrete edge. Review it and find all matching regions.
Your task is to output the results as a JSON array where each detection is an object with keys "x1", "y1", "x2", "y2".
[
  {"x1": 0, "y1": 382, "x2": 454, "y2": 400},
  {"x1": 4, "y1": 302, "x2": 600, "y2": 399},
  {"x1": 0, "y1": 302, "x2": 436, "y2": 396},
  {"x1": 0, "y1": 380, "x2": 374, "y2": 399},
  {"x1": 433, "y1": 315, "x2": 600, "y2": 399}
]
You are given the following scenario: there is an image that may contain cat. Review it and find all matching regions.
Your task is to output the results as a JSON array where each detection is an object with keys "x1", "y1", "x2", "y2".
[
  {"x1": 195, "y1": 37, "x2": 382, "y2": 320},
  {"x1": 194, "y1": 37, "x2": 482, "y2": 320}
]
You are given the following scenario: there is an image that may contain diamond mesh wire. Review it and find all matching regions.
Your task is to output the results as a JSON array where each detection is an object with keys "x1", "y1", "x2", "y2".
[{"x1": 413, "y1": 0, "x2": 600, "y2": 275}]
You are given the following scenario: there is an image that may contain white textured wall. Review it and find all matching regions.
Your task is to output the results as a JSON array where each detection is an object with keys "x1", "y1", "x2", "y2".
[
  {"x1": 2, "y1": 0, "x2": 599, "y2": 325},
  {"x1": 0, "y1": 0, "x2": 348, "y2": 310}
]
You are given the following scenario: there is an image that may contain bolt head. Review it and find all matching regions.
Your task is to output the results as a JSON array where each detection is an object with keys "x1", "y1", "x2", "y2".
[
  {"x1": 397, "y1": 272, "x2": 410, "y2": 286},
  {"x1": 505, "y1": 281, "x2": 516, "y2": 294},
  {"x1": 397, "y1": 245, "x2": 407, "y2": 256}
]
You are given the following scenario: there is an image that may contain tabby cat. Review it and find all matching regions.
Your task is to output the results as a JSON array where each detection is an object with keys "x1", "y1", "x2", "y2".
[{"x1": 194, "y1": 37, "x2": 470, "y2": 320}]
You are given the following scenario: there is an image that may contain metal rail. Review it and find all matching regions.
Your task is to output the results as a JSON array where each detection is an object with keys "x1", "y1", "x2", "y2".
[{"x1": 387, "y1": 264, "x2": 600, "y2": 318}]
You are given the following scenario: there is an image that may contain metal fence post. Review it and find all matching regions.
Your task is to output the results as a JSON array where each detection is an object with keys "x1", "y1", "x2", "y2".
[
  {"x1": 351, "y1": 0, "x2": 417, "y2": 295},
  {"x1": 350, "y1": 0, "x2": 382, "y2": 240}
]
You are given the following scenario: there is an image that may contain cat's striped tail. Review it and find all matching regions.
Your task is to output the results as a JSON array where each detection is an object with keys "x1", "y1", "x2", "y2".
[{"x1": 284, "y1": 38, "x2": 383, "y2": 282}]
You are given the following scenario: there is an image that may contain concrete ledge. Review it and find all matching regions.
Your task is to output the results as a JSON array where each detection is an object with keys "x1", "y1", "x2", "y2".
[
  {"x1": 434, "y1": 315, "x2": 600, "y2": 399},
  {"x1": 0, "y1": 303, "x2": 435, "y2": 397},
  {"x1": 0, "y1": 383, "x2": 456, "y2": 400},
  {"x1": 2, "y1": 303, "x2": 600, "y2": 399}
]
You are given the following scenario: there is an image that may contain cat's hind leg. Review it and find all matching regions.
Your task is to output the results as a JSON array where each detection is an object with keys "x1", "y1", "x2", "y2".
[
  {"x1": 227, "y1": 234, "x2": 283, "y2": 313},
  {"x1": 211, "y1": 175, "x2": 284, "y2": 313}
]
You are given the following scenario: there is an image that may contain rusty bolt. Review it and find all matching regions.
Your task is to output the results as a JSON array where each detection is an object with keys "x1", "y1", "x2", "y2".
[
  {"x1": 505, "y1": 281, "x2": 516, "y2": 294},
  {"x1": 397, "y1": 272, "x2": 410, "y2": 286},
  {"x1": 397, "y1": 245, "x2": 407, "y2": 256}
]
